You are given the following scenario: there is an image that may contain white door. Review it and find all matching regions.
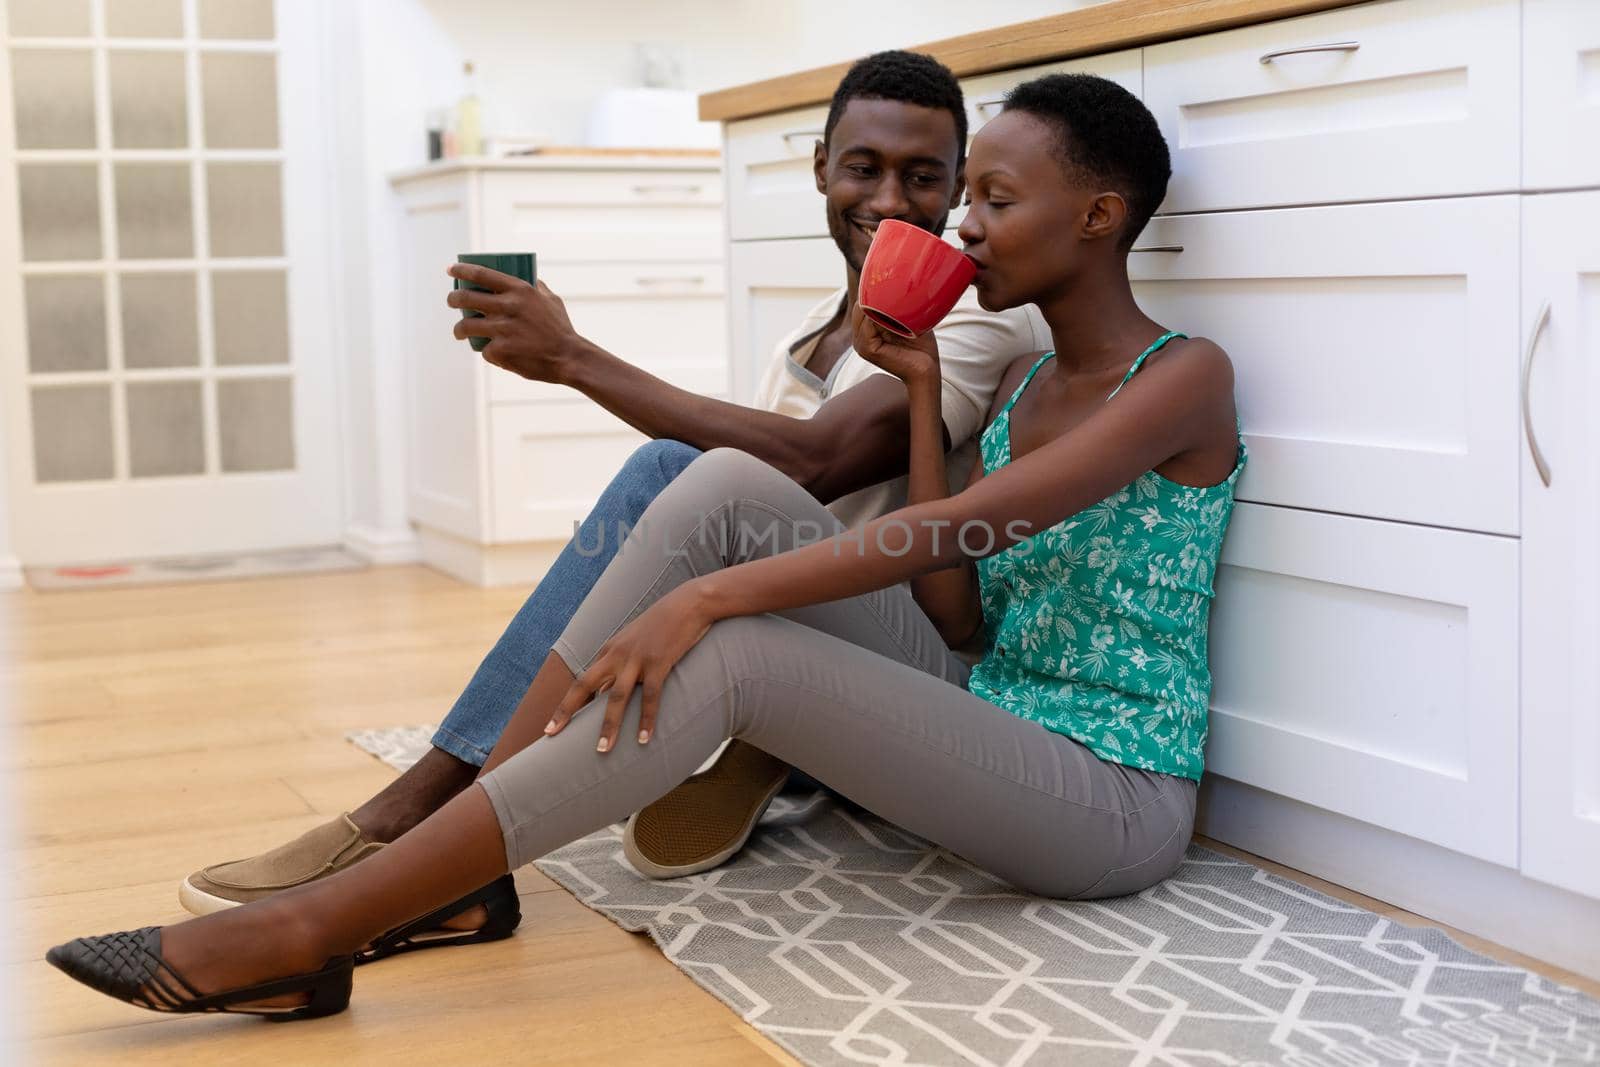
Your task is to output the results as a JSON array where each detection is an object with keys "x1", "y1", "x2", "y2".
[
  {"x1": 727, "y1": 237, "x2": 843, "y2": 404},
  {"x1": 0, "y1": 0, "x2": 341, "y2": 565},
  {"x1": 1520, "y1": 190, "x2": 1600, "y2": 900}
]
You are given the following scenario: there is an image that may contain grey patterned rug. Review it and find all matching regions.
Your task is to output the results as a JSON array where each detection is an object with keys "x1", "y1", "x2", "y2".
[{"x1": 349, "y1": 726, "x2": 1600, "y2": 1067}]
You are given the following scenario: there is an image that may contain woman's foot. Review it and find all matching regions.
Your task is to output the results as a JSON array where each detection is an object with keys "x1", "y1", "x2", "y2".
[{"x1": 154, "y1": 896, "x2": 344, "y2": 1010}]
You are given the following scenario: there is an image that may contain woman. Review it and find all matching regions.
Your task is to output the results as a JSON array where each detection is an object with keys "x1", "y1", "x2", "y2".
[{"x1": 47, "y1": 73, "x2": 1244, "y2": 1020}]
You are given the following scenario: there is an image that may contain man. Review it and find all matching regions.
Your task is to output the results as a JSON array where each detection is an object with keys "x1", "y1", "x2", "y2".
[{"x1": 179, "y1": 51, "x2": 1045, "y2": 948}]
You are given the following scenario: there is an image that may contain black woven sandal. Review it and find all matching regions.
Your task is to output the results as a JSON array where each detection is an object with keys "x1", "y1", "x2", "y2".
[
  {"x1": 356, "y1": 874, "x2": 521, "y2": 965},
  {"x1": 46, "y1": 926, "x2": 353, "y2": 1021}
]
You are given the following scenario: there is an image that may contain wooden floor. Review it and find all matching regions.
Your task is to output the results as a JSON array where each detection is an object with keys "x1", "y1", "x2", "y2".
[{"x1": 8, "y1": 564, "x2": 1595, "y2": 1064}]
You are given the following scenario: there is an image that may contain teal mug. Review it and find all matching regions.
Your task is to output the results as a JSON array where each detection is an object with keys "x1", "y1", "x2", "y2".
[{"x1": 455, "y1": 252, "x2": 536, "y2": 353}]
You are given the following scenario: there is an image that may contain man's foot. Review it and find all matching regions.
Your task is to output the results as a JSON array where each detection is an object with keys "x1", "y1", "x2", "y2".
[
  {"x1": 180, "y1": 813, "x2": 384, "y2": 916},
  {"x1": 623, "y1": 741, "x2": 791, "y2": 879}
]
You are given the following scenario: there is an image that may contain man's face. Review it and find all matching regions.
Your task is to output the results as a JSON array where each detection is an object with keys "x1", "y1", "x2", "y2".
[{"x1": 813, "y1": 98, "x2": 965, "y2": 275}]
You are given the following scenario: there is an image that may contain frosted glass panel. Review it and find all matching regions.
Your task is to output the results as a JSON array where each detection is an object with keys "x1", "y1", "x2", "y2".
[
  {"x1": 10, "y1": 49, "x2": 96, "y2": 149},
  {"x1": 25, "y1": 275, "x2": 107, "y2": 373},
  {"x1": 212, "y1": 270, "x2": 287, "y2": 365},
  {"x1": 6, "y1": 0, "x2": 90, "y2": 36},
  {"x1": 121, "y1": 272, "x2": 198, "y2": 368},
  {"x1": 19, "y1": 165, "x2": 101, "y2": 261},
  {"x1": 201, "y1": 52, "x2": 277, "y2": 149},
  {"x1": 198, "y1": 0, "x2": 274, "y2": 39},
  {"x1": 127, "y1": 380, "x2": 204, "y2": 476},
  {"x1": 105, "y1": 0, "x2": 185, "y2": 37},
  {"x1": 109, "y1": 50, "x2": 188, "y2": 148},
  {"x1": 206, "y1": 163, "x2": 281, "y2": 256},
  {"x1": 218, "y1": 377, "x2": 293, "y2": 471},
  {"x1": 115, "y1": 163, "x2": 193, "y2": 258},
  {"x1": 32, "y1": 385, "x2": 113, "y2": 483}
]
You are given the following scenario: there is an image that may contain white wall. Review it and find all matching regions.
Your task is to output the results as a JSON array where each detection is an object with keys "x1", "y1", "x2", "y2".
[{"x1": 417, "y1": 0, "x2": 1100, "y2": 146}]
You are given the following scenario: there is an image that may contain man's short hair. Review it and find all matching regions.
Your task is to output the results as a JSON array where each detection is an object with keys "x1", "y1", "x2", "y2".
[
  {"x1": 823, "y1": 51, "x2": 968, "y2": 166},
  {"x1": 1002, "y1": 73, "x2": 1171, "y2": 249}
]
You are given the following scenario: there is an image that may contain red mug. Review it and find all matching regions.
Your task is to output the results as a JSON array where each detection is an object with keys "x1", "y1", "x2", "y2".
[{"x1": 858, "y1": 219, "x2": 977, "y2": 338}]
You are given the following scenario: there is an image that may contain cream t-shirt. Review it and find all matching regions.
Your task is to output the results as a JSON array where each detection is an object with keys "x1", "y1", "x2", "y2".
[{"x1": 752, "y1": 288, "x2": 1047, "y2": 529}]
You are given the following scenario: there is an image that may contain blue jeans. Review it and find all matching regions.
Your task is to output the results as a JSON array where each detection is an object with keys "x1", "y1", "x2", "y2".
[{"x1": 431, "y1": 439, "x2": 704, "y2": 765}]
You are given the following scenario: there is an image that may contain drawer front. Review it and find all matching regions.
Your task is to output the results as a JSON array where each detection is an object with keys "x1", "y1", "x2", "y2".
[
  {"x1": 1524, "y1": 0, "x2": 1600, "y2": 190},
  {"x1": 946, "y1": 50, "x2": 1143, "y2": 232},
  {"x1": 479, "y1": 171, "x2": 723, "y2": 262},
  {"x1": 1130, "y1": 197, "x2": 1521, "y2": 535},
  {"x1": 724, "y1": 104, "x2": 830, "y2": 242},
  {"x1": 490, "y1": 402, "x2": 648, "y2": 543},
  {"x1": 1145, "y1": 0, "x2": 1519, "y2": 213},
  {"x1": 487, "y1": 262, "x2": 729, "y2": 404},
  {"x1": 1208, "y1": 503, "x2": 1518, "y2": 866}
]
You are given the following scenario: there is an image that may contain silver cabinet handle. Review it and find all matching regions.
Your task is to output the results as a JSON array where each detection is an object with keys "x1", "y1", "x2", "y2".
[
  {"x1": 1130, "y1": 245, "x2": 1184, "y2": 253},
  {"x1": 1260, "y1": 41, "x2": 1360, "y2": 64},
  {"x1": 974, "y1": 96, "x2": 1006, "y2": 119},
  {"x1": 636, "y1": 275, "x2": 706, "y2": 287},
  {"x1": 632, "y1": 184, "x2": 703, "y2": 196},
  {"x1": 1522, "y1": 299, "x2": 1553, "y2": 487},
  {"x1": 780, "y1": 130, "x2": 824, "y2": 150}
]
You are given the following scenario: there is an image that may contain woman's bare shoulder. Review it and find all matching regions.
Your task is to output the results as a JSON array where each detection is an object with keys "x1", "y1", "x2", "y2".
[{"x1": 980, "y1": 349, "x2": 1054, "y2": 430}]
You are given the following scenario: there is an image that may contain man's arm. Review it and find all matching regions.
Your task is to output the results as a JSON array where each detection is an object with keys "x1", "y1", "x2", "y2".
[
  {"x1": 559, "y1": 341, "x2": 938, "y2": 504},
  {"x1": 447, "y1": 265, "x2": 941, "y2": 503}
]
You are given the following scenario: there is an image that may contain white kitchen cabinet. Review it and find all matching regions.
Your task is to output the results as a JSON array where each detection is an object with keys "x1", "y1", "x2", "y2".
[
  {"x1": 1145, "y1": 0, "x2": 1520, "y2": 213},
  {"x1": 1209, "y1": 503, "x2": 1519, "y2": 866},
  {"x1": 1519, "y1": 190, "x2": 1600, "y2": 899},
  {"x1": 1131, "y1": 197, "x2": 1522, "y2": 535},
  {"x1": 727, "y1": 238, "x2": 842, "y2": 404},
  {"x1": 393, "y1": 157, "x2": 726, "y2": 584},
  {"x1": 1523, "y1": 0, "x2": 1600, "y2": 191}
]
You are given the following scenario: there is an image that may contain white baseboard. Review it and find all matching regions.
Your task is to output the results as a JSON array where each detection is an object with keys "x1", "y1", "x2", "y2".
[
  {"x1": 413, "y1": 524, "x2": 563, "y2": 587},
  {"x1": 0, "y1": 555, "x2": 21, "y2": 591},
  {"x1": 343, "y1": 523, "x2": 420, "y2": 566},
  {"x1": 1197, "y1": 774, "x2": 1600, "y2": 983}
]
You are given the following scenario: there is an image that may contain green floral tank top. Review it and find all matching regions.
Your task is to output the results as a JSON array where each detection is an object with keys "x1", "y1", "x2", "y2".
[{"x1": 965, "y1": 332, "x2": 1246, "y2": 780}]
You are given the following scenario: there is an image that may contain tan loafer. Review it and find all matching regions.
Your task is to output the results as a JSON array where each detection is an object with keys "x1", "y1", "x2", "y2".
[
  {"x1": 179, "y1": 813, "x2": 384, "y2": 916},
  {"x1": 622, "y1": 741, "x2": 791, "y2": 879}
]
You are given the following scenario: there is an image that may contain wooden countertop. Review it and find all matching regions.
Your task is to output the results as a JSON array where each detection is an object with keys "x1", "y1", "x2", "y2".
[
  {"x1": 699, "y1": 0, "x2": 1366, "y2": 122},
  {"x1": 389, "y1": 152, "x2": 721, "y2": 185}
]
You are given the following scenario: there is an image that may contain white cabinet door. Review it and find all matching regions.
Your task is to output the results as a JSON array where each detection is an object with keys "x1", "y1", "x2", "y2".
[
  {"x1": 490, "y1": 402, "x2": 644, "y2": 542},
  {"x1": 1131, "y1": 197, "x2": 1521, "y2": 535},
  {"x1": 1145, "y1": 0, "x2": 1519, "y2": 213},
  {"x1": 1208, "y1": 503, "x2": 1520, "y2": 866},
  {"x1": 1520, "y1": 191, "x2": 1600, "y2": 900},
  {"x1": 1524, "y1": 0, "x2": 1600, "y2": 191},
  {"x1": 727, "y1": 238, "x2": 844, "y2": 404}
]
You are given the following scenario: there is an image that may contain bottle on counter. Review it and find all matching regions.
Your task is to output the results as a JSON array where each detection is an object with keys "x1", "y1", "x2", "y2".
[{"x1": 456, "y1": 61, "x2": 483, "y2": 158}]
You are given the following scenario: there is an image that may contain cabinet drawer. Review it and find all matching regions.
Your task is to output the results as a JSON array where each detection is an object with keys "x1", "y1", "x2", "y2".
[
  {"x1": 1145, "y1": 0, "x2": 1519, "y2": 213},
  {"x1": 489, "y1": 402, "x2": 648, "y2": 543},
  {"x1": 723, "y1": 104, "x2": 830, "y2": 242},
  {"x1": 1130, "y1": 197, "x2": 1520, "y2": 535},
  {"x1": 1524, "y1": 0, "x2": 1600, "y2": 190},
  {"x1": 479, "y1": 171, "x2": 722, "y2": 262},
  {"x1": 487, "y1": 262, "x2": 728, "y2": 404},
  {"x1": 1208, "y1": 503, "x2": 1518, "y2": 866}
]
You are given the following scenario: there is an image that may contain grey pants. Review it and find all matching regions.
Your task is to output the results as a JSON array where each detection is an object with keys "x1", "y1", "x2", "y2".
[{"x1": 478, "y1": 449, "x2": 1197, "y2": 899}]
